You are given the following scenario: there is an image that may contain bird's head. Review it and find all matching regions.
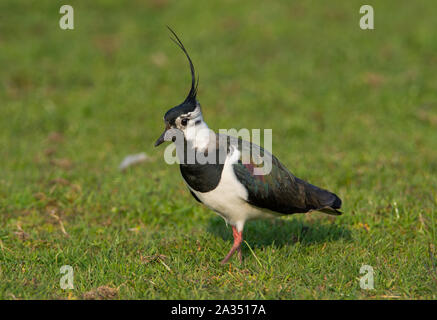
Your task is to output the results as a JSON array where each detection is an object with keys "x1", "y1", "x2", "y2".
[{"x1": 155, "y1": 28, "x2": 203, "y2": 147}]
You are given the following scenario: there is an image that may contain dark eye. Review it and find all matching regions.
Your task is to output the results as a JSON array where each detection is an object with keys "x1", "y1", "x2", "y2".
[{"x1": 181, "y1": 118, "x2": 188, "y2": 126}]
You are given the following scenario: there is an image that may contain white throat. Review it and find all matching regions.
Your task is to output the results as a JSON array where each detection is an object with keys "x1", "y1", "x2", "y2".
[{"x1": 184, "y1": 106, "x2": 214, "y2": 151}]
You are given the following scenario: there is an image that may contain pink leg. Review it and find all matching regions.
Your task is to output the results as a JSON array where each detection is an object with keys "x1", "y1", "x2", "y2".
[{"x1": 221, "y1": 226, "x2": 243, "y2": 264}]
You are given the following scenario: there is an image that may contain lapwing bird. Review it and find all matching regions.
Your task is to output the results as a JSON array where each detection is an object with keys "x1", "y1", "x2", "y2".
[{"x1": 155, "y1": 28, "x2": 342, "y2": 264}]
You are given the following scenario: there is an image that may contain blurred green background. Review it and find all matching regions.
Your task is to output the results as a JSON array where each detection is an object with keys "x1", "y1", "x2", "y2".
[{"x1": 0, "y1": 0, "x2": 436, "y2": 299}]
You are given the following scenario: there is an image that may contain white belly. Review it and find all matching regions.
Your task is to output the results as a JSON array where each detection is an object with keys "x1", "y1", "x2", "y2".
[{"x1": 186, "y1": 146, "x2": 276, "y2": 231}]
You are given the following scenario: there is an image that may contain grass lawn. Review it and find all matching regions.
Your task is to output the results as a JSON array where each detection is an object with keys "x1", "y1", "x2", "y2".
[{"x1": 0, "y1": 0, "x2": 436, "y2": 299}]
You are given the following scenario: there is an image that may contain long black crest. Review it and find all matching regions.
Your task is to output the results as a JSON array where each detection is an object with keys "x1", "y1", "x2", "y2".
[{"x1": 167, "y1": 26, "x2": 198, "y2": 103}]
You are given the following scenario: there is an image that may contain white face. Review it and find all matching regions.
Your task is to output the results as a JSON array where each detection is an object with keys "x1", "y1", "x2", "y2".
[
  {"x1": 173, "y1": 105, "x2": 212, "y2": 150},
  {"x1": 173, "y1": 105, "x2": 204, "y2": 134}
]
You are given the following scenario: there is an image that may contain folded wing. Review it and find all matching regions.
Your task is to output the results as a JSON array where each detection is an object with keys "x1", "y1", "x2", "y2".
[{"x1": 228, "y1": 136, "x2": 342, "y2": 215}]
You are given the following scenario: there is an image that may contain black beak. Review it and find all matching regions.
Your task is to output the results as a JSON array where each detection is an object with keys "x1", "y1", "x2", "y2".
[
  {"x1": 154, "y1": 123, "x2": 170, "y2": 147},
  {"x1": 154, "y1": 129, "x2": 167, "y2": 147}
]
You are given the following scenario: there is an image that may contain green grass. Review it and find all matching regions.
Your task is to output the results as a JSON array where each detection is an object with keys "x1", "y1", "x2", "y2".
[{"x1": 0, "y1": 0, "x2": 436, "y2": 299}]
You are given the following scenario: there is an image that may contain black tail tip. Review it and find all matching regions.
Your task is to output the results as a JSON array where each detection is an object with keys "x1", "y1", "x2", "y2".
[{"x1": 332, "y1": 194, "x2": 342, "y2": 210}]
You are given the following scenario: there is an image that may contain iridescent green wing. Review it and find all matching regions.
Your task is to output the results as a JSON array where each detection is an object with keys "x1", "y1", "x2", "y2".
[{"x1": 228, "y1": 135, "x2": 341, "y2": 215}]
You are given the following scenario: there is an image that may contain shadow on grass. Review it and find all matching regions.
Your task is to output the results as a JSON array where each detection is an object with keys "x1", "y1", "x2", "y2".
[{"x1": 207, "y1": 216, "x2": 351, "y2": 248}]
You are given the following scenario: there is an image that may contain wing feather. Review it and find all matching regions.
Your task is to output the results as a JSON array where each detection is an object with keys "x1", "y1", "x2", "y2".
[{"x1": 225, "y1": 135, "x2": 342, "y2": 215}]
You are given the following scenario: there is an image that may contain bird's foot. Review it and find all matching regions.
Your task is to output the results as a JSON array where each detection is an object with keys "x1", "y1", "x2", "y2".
[{"x1": 220, "y1": 226, "x2": 243, "y2": 265}]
